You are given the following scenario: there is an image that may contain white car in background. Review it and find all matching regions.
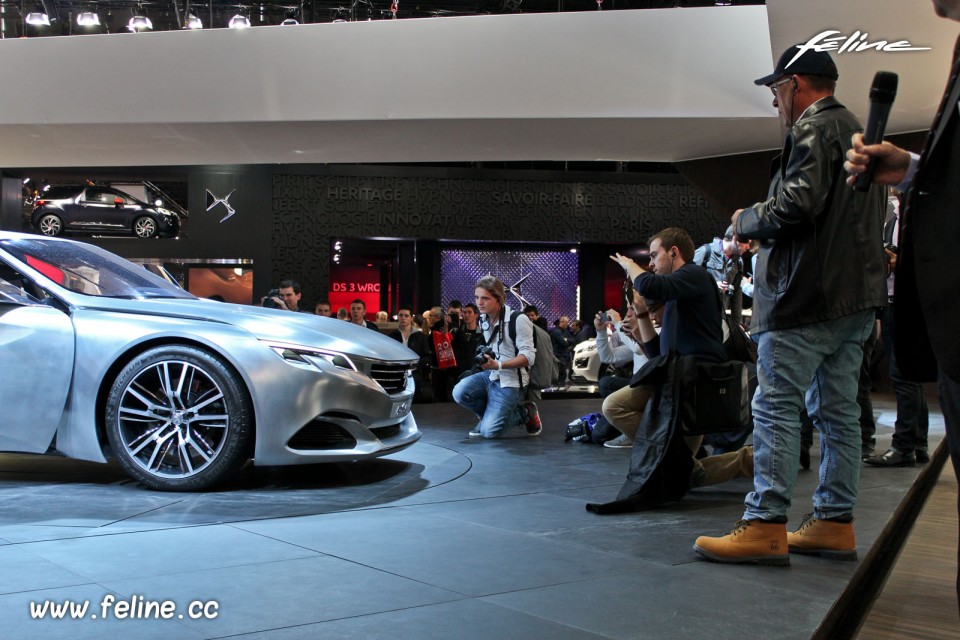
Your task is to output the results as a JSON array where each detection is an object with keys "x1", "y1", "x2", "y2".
[{"x1": 571, "y1": 339, "x2": 603, "y2": 383}]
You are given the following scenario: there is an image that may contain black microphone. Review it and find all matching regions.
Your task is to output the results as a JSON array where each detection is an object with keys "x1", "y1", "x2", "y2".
[{"x1": 853, "y1": 71, "x2": 898, "y2": 192}]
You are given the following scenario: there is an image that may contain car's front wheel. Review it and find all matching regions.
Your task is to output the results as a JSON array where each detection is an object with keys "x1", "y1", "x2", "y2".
[
  {"x1": 37, "y1": 213, "x2": 64, "y2": 236},
  {"x1": 105, "y1": 346, "x2": 253, "y2": 491},
  {"x1": 133, "y1": 216, "x2": 158, "y2": 238}
]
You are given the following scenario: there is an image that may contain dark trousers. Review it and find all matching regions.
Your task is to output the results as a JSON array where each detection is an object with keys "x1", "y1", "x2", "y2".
[
  {"x1": 801, "y1": 320, "x2": 877, "y2": 451},
  {"x1": 431, "y1": 368, "x2": 453, "y2": 402},
  {"x1": 881, "y1": 305, "x2": 929, "y2": 453},
  {"x1": 598, "y1": 375, "x2": 629, "y2": 397},
  {"x1": 936, "y1": 367, "x2": 960, "y2": 615}
]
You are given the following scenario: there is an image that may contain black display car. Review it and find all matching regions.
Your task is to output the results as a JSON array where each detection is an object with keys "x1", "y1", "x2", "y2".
[{"x1": 30, "y1": 186, "x2": 181, "y2": 238}]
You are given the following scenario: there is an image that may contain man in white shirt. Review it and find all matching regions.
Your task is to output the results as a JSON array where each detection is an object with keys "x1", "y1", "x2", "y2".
[{"x1": 452, "y1": 275, "x2": 541, "y2": 439}]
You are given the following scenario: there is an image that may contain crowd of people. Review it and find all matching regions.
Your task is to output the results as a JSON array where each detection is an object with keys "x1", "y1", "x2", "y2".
[{"x1": 258, "y1": 278, "x2": 595, "y2": 405}]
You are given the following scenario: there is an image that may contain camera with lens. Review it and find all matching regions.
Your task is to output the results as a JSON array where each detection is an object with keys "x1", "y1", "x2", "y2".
[
  {"x1": 261, "y1": 288, "x2": 282, "y2": 309},
  {"x1": 564, "y1": 419, "x2": 592, "y2": 442},
  {"x1": 474, "y1": 345, "x2": 495, "y2": 366}
]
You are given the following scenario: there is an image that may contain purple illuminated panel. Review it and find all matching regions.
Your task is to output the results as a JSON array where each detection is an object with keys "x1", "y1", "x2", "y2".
[{"x1": 440, "y1": 249, "x2": 579, "y2": 323}]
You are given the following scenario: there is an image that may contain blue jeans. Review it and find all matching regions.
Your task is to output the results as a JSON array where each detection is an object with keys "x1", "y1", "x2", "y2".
[
  {"x1": 452, "y1": 371, "x2": 524, "y2": 438},
  {"x1": 744, "y1": 310, "x2": 875, "y2": 521}
]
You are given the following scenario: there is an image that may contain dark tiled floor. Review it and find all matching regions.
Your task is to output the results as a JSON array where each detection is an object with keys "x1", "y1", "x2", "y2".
[{"x1": 0, "y1": 395, "x2": 944, "y2": 639}]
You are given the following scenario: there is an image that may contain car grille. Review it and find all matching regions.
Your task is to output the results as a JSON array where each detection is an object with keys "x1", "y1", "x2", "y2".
[
  {"x1": 370, "y1": 424, "x2": 401, "y2": 441},
  {"x1": 287, "y1": 420, "x2": 357, "y2": 450},
  {"x1": 369, "y1": 362, "x2": 415, "y2": 394}
]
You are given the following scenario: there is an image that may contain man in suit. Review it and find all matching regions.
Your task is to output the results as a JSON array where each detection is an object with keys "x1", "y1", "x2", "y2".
[{"x1": 844, "y1": 0, "x2": 960, "y2": 610}]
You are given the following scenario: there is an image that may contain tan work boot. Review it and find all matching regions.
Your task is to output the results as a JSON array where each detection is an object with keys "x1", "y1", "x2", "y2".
[
  {"x1": 693, "y1": 519, "x2": 789, "y2": 566},
  {"x1": 787, "y1": 514, "x2": 857, "y2": 561}
]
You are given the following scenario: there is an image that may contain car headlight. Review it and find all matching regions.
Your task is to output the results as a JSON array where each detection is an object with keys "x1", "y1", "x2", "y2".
[{"x1": 268, "y1": 344, "x2": 356, "y2": 371}]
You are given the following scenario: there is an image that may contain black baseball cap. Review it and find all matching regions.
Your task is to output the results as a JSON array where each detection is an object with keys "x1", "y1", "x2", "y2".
[{"x1": 754, "y1": 45, "x2": 839, "y2": 86}]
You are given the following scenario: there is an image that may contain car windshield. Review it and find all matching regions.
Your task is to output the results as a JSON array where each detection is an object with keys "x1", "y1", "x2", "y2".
[{"x1": 0, "y1": 237, "x2": 194, "y2": 300}]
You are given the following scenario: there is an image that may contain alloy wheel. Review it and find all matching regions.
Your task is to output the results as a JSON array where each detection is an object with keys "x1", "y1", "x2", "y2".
[
  {"x1": 115, "y1": 359, "x2": 231, "y2": 480},
  {"x1": 38, "y1": 214, "x2": 63, "y2": 236},
  {"x1": 134, "y1": 217, "x2": 157, "y2": 238}
]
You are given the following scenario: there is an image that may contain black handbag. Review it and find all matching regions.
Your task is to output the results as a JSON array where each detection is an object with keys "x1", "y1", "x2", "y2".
[
  {"x1": 677, "y1": 355, "x2": 750, "y2": 435},
  {"x1": 628, "y1": 352, "x2": 672, "y2": 387}
]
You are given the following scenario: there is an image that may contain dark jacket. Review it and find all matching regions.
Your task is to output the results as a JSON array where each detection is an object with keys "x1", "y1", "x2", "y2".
[
  {"x1": 896, "y1": 39, "x2": 960, "y2": 380},
  {"x1": 634, "y1": 263, "x2": 726, "y2": 364},
  {"x1": 735, "y1": 96, "x2": 887, "y2": 334},
  {"x1": 388, "y1": 329, "x2": 429, "y2": 375},
  {"x1": 549, "y1": 327, "x2": 575, "y2": 363},
  {"x1": 451, "y1": 324, "x2": 482, "y2": 373}
]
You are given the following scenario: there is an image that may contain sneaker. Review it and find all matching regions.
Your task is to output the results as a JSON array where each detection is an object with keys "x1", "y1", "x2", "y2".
[
  {"x1": 693, "y1": 519, "x2": 790, "y2": 566},
  {"x1": 787, "y1": 514, "x2": 857, "y2": 560},
  {"x1": 603, "y1": 434, "x2": 633, "y2": 449},
  {"x1": 468, "y1": 427, "x2": 483, "y2": 438},
  {"x1": 521, "y1": 401, "x2": 542, "y2": 436}
]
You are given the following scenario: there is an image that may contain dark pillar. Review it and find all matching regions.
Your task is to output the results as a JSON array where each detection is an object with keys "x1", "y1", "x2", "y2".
[
  {"x1": 578, "y1": 243, "x2": 607, "y2": 323},
  {"x1": 415, "y1": 240, "x2": 440, "y2": 311},
  {"x1": 398, "y1": 241, "x2": 417, "y2": 310},
  {"x1": 1, "y1": 173, "x2": 24, "y2": 232}
]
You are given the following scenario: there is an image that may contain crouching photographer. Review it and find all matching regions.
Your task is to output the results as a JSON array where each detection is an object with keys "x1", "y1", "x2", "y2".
[{"x1": 452, "y1": 275, "x2": 542, "y2": 439}]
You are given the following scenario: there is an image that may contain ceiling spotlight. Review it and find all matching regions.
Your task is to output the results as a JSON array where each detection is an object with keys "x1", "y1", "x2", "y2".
[
  {"x1": 228, "y1": 14, "x2": 251, "y2": 29},
  {"x1": 76, "y1": 11, "x2": 100, "y2": 26},
  {"x1": 280, "y1": 18, "x2": 299, "y2": 25},
  {"x1": 184, "y1": 14, "x2": 202, "y2": 29},
  {"x1": 22, "y1": 177, "x2": 31, "y2": 185},
  {"x1": 128, "y1": 15, "x2": 153, "y2": 31},
  {"x1": 25, "y1": 11, "x2": 50, "y2": 26}
]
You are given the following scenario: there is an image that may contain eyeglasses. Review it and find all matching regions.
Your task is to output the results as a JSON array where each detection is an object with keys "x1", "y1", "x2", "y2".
[{"x1": 769, "y1": 76, "x2": 793, "y2": 96}]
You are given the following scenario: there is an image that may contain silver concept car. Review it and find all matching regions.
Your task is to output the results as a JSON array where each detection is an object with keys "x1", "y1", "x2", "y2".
[{"x1": 0, "y1": 231, "x2": 420, "y2": 491}]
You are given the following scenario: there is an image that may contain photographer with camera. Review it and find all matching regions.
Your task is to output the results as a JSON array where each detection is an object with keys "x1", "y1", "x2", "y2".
[
  {"x1": 261, "y1": 279, "x2": 308, "y2": 312},
  {"x1": 605, "y1": 228, "x2": 726, "y2": 447},
  {"x1": 452, "y1": 275, "x2": 541, "y2": 439},
  {"x1": 693, "y1": 226, "x2": 750, "y2": 325}
]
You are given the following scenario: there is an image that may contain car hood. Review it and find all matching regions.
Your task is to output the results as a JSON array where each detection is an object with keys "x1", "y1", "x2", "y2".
[{"x1": 78, "y1": 297, "x2": 418, "y2": 362}]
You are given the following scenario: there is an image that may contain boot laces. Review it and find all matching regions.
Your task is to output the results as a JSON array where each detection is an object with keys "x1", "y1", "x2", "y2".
[
  {"x1": 796, "y1": 513, "x2": 816, "y2": 532},
  {"x1": 729, "y1": 520, "x2": 751, "y2": 537}
]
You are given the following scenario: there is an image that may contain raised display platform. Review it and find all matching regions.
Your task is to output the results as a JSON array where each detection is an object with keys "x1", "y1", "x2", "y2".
[{"x1": 0, "y1": 395, "x2": 946, "y2": 639}]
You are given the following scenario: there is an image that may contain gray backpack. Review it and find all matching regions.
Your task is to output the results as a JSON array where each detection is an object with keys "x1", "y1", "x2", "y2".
[{"x1": 508, "y1": 312, "x2": 561, "y2": 390}]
